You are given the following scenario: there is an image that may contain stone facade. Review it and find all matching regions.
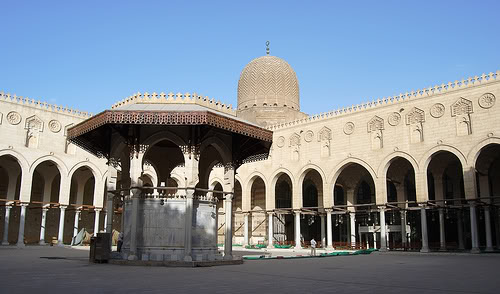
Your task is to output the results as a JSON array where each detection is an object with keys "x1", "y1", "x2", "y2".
[{"x1": 1, "y1": 56, "x2": 500, "y2": 252}]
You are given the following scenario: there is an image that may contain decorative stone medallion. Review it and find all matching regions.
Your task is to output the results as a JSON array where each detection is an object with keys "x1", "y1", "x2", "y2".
[
  {"x1": 7, "y1": 111, "x2": 21, "y2": 125},
  {"x1": 276, "y1": 136, "x2": 285, "y2": 148},
  {"x1": 48, "y1": 120, "x2": 62, "y2": 133},
  {"x1": 343, "y1": 122, "x2": 355, "y2": 135},
  {"x1": 478, "y1": 93, "x2": 496, "y2": 109},
  {"x1": 430, "y1": 103, "x2": 445, "y2": 118},
  {"x1": 388, "y1": 112, "x2": 401, "y2": 126},
  {"x1": 304, "y1": 130, "x2": 314, "y2": 142}
]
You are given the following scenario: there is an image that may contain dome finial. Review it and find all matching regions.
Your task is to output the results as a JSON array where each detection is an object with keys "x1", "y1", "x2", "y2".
[{"x1": 266, "y1": 41, "x2": 270, "y2": 55}]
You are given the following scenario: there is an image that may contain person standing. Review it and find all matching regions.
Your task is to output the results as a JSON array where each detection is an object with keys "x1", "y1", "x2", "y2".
[
  {"x1": 310, "y1": 238, "x2": 317, "y2": 256},
  {"x1": 117, "y1": 232, "x2": 123, "y2": 252}
]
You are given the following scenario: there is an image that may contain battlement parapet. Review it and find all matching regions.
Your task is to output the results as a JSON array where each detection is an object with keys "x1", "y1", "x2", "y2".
[
  {"x1": 0, "y1": 92, "x2": 93, "y2": 118},
  {"x1": 112, "y1": 92, "x2": 237, "y2": 116},
  {"x1": 268, "y1": 70, "x2": 499, "y2": 131}
]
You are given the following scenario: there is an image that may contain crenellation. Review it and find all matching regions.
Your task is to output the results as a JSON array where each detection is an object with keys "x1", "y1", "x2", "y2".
[
  {"x1": 268, "y1": 70, "x2": 499, "y2": 130},
  {"x1": 110, "y1": 91, "x2": 237, "y2": 116},
  {"x1": 0, "y1": 91, "x2": 92, "y2": 119}
]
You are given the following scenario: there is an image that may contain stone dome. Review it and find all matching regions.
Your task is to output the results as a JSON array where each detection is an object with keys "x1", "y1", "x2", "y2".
[{"x1": 237, "y1": 55, "x2": 300, "y2": 111}]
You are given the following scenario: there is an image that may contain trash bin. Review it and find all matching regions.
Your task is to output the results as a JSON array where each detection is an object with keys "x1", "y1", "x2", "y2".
[{"x1": 89, "y1": 233, "x2": 111, "y2": 263}]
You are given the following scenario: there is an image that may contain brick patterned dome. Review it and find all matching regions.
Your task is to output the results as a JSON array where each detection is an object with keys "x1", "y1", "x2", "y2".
[{"x1": 237, "y1": 55, "x2": 300, "y2": 111}]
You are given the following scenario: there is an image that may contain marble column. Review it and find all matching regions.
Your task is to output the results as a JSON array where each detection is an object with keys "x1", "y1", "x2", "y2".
[
  {"x1": 2, "y1": 205, "x2": 12, "y2": 245},
  {"x1": 484, "y1": 206, "x2": 494, "y2": 252},
  {"x1": 57, "y1": 205, "x2": 66, "y2": 246},
  {"x1": 16, "y1": 204, "x2": 28, "y2": 247},
  {"x1": 223, "y1": 194, "x2": 233, "y2": 260},
  {"x1": 93, "y1": 209, "x2": 101, "y2": 236},
  {"x1": 39, "y1": 207, "x2": 49, "y2": 245},
  {"x1": 400, "y1": 210, "x2": 407, "y2": 247},
  {"x1": 379, "y1": 208, "x2": 387, "y2": 251},
  {"x1": 243, "y1": 213, "x2": 249, "y2": 246},
  {"x1": 420, "y1": 207, "x2": 429, "y2": 253},
  {"x1": 128, "y1": 148, "x2": 144, "y2": 261},
  {"x1": 222, "y1": 163, "x2": 235, "y2": 261},
  {"x1": 105, "y1": 167, "x2": 118, "y2": 234},
  {"x1": 73, "y1": 209, "x2": 81, "y2": 242},
  {"x1": 439, "y1": 208, "x2": 446, "y2": 251},
  {"x1": 470, "y1": 203, "x2": 480, "y2": 253},
  {"x1": 326, "y1": 210, "x2": 333, "y2": 248},
  {"x1": 320, "y1": 214, "x2": 326, "y2": 248},
  {"x1": 457, "y1": 210, "x2": 465, "y2": 250},
  {"x1": 294, "y1": 211, "x2": 302, "y2": 249},
  {"x1": 184, "y1": 190, "x2": 194, "y2": 261},
  {"x1": 349, "y1": 213, "x2": 356, "y2": 247},
  {"x1": 373, "y1": 232, "x2": 377, "y2": 249},
  {"x1": 267, "y1": 212, "x2": 274, "y2": 248}
]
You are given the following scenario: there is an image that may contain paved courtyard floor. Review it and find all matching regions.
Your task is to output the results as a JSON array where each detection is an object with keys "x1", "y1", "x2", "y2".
[{"x1": 0, "y1": 245, "x2": 498, "y2": 294}]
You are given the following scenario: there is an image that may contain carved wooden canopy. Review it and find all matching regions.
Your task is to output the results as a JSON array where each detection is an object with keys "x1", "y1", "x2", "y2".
[{"x1": 67, "y1": 108, "x2": 273, "y2": 162}]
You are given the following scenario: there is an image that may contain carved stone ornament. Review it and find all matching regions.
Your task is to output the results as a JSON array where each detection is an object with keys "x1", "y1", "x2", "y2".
[
  {"x1": 451, "y1": 97, "x2": 473, "y2": 117},
  {"x1": 289, "y1": 133, "x2": 301, "y2": 146},
  {"x1": 48, "y1": 120, "x2": 62, "y2": 133},
  {"x1": 7, "y1": 111, "x2": 21, "y2": 125},
  {"x1": 25, "y1": 115, "x2": 44, "y2": 131},
  {"x1": 430, "y1": 103, "x2": 445, "y2": 118},
  {"x1": 478, "y1": 93, "x2": 496, "y2": 109},
  {"x1": 405, "y1": 107, "x2": 425, "y2": 125},
  {"x1": 0, "y1": 112, "x2": 3, "y2": 125},
  {"x1": 343, "y1": 122, "x2": 355, "y2": 135},
  {"x1": 276, "y1": 136, "x2": 285, "y2": 148},
  {"x1": 318, "y1": 126, "x2": 332, "y2": 141},
  {"x1": 304, "y1": 130, "x2": 314, "y2": 142},
  {"x1": 367, "y1": 116, "x2": 384, "y2": 132},
  {"x1": 388, "y1": 112, "x2": 401, "y2": 126}
]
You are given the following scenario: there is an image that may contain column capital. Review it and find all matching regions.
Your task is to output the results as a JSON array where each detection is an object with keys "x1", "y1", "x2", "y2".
[
  {"x1": 59, "y1": 205, "x2": 67, "y2": 210},
  {"x1": 224, "y1": 193, "x2": 234, "y2": 201},
  {"x1": 94, "y1": 208, "x2": 102, "y2": 212},
  {"x1": 19, "y1": 202, "x2": 29, "y2": 207},
  {"x1": 267, "y1": 211, "x2": 274, "y2": 216},
  {"x1": 325, "y1": 208, "x2": 333, "y2": 213}
]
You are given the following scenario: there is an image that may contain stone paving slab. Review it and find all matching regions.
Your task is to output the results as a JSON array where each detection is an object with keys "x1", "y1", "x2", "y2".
[{"x1": 1, "y1": 245, "x2": 499, "y2": 294}]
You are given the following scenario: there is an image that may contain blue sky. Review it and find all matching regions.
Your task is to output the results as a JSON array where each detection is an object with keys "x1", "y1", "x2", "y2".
[{"x1": 1, "y1": 0, "x2": 499, "y2": 115}]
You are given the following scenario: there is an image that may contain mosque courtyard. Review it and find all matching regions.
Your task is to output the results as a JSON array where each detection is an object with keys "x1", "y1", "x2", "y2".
[{"x1": 0, "y1": 246, "x2": 498, "y2": 294}]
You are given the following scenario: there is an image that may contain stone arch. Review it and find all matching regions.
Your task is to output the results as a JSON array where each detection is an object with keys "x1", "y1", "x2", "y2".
[
  {"x1": 68, "y1": 161, "x2": 102, "y2": 181},
  {"x1": 420, "y1": 144, "x2": 467, "y2": 173},
  {"x1": 247, "y1": 174, "x2": 266, "y2": 211},
  {"x1": 210, "y1": 178, "x2": 224, "y2": 190},
  {"x1": 466, "y1": 137, "x2": 500, "y2": 167},
  {"x1": 200, "y1": 136, "x2": 231, "y2": 166},
  {"x1": 270, "y1": 168, "x2": 295, "y2": 191},
  {"x1": 0, "y1": 149, "x2": 30, "y2": 173},
  {"x1": 245, "y1": 171, "x2": 269, "y2": 194},
  {"x1": 142, "y1": 130, "x2": 186, "y2": 158},
  {"x1": 328, "y1": 157, "x2": 378, "y2": 189},
  {"x1": 29, "y1": 155, "x2": 68, "y2": 177},
  {"x1": 142, "y1": 170, "x2": 157, "y2": 186},
  {"x1": 297, "y1": 164, "x2": 326, "y2": 187},
  {"x1": 378, "y1": 151, "x2": 420, "y2": 176}
]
